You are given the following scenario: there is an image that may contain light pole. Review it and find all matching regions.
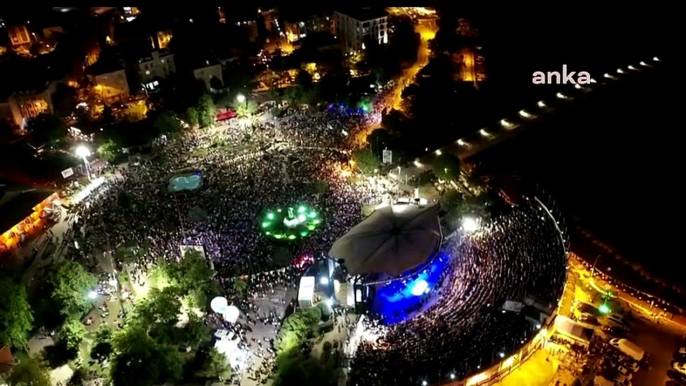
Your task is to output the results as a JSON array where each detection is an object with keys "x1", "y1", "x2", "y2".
[
  {"x1": 75, "y1": 145, "x2": 92, "y2": 181},
  {"x1": 236, "y1": 93, "x2": 247, "y2": 112},
  {"x1": 590, "y1": 254, "x2": 601, "y2": 279}
]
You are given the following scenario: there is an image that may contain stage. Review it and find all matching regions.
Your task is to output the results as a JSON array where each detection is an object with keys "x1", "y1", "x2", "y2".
[{"x1": 371, "y1": 251, "x2": 451, "y2": 324}]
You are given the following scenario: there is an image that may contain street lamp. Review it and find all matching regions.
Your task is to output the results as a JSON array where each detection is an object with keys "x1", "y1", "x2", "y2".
[
  {"x1": 236, "y1": 93, "x2": 246, "y2": 104},
  {"x1": 87, "y1": 290, "x2": 98, "y2": 299},
  {"x1": 75, "y1": 145, "x2": 92, "y2": 180}
]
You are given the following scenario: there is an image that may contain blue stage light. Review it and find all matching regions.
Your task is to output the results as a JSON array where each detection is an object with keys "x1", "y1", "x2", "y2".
[{"x1": 411, "y1": 280, "x2": 429, "y2": 296}]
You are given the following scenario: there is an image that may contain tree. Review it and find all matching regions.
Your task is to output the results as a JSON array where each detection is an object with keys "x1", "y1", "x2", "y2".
[
  {"x1": 67, "y1": 367, "x2": 87, "y2": 386},
  {"x1": 196, "y1": 94, "x2": 217, "y2": 128},
  {"x1": 162, "y1": 249, "x2": 215, "y2": 308},
  {"x1": 52, "y1": 83, "x2": 78, "y2": 118},
  {"x1": 200, "y1": 347, "x2": 231, "y2": 380},
  {"x1": 121, "y1": 102, "x2": 148, "y2": 122},
  {"x1": 351, "y1": 148, "x2": 380, "y2": 174},
  {"x1": 153, "y1": 112, "x2": 182, "y2": 138},
  {"x1": 275, "y1": 351, "x2": 334, "y2": 386},
  {"x1": 47, "y1": 260, "x2": 97, "y2": 319},
  {"x1": 6, "y1": 356, "x2": 51, "y2": 386},
  {"x1": 97, "y1": 138, "x2": 119, "y2": 162},
  {"x1": 432, "y1": 153, "x2": 461, "y2": 181},
  {"x1": 26, "y1": 114, "x2": 65, "y2": 148},
  {"x1": 186, "y1": 107, "x2": 199, "y2": 126},
  {"x1": 181, "y1": 312, "x2": 211, "y2": 349},
  {"x1": 0, "y1": 278, "x2": 33, "y2": 350},
  {"x1": 235, "y1": 100, "x2": 258, "y2": 117},
  {"x1": 60, "y1": 318, "x2": 86, "y2": 353},
  {"x1": 134, "y1": 287, "x2": 182, "y2": 329},
  {"x1": 91, "y1": 324, "x2": 113, "y2": 360},
  {"x1": 295, "y1": 70, "x2": 313, "y2": 91},
  {"x1": 111, "y1": 325, "x2": 184, "y2": 386}
]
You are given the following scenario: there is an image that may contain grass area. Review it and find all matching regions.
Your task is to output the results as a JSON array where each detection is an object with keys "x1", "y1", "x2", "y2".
[{"x1": 494, "y1": 350, "x2": 558, "y2": 386}]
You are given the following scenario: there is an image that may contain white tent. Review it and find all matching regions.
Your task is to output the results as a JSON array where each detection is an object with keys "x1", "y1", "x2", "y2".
[{"x1": 328, "y1": 203, "x2": 441, "y2": 277}]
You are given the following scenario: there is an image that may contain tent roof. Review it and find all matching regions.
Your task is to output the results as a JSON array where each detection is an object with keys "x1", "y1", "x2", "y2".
[{"x1": 329, "y1": 203, "x2": 441, "y2": 277}]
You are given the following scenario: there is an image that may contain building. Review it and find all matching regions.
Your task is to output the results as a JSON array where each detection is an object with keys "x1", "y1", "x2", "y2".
[
  {"x1": 137, "y1": 50, "x2": 175, "y2": 86},
  {"x1": 0, "y1": 185, "x2": 59, "y2": 254},
  {"x1": 7, "y1": 24, "x2": 31, "y2": 46},
  {"x1": 334, "y1": 8, "x2": 388, "y2": 53},
  {"x1": 259, "y1": 8, "x2": 280, "y2": 34},
  {"x1": 284, "y1": 11, "x2": 333, "y2": 43},
  {"x1": 193, "y1": 60, "x2": 224, "y2": 91},
  {"x1": 152, "y1": 30, "x2": 172, "y2": 50},
  {"x1": 0, "y1": 82, "x2": 56, "y2": 129},
  {"x1": 87, "y1": 62, "x2": 130, "y2": 104}
]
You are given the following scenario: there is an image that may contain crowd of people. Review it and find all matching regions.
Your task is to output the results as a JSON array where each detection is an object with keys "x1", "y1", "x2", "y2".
[
  {"x1": 350, "y1": 200, "x2": 567, "y2": 385},
  {"x1": 48, "y1": 103, "x2": 392, "y2": 383}
]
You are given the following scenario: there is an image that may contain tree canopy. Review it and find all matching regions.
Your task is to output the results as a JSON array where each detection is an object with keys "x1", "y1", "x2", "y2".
[
  {"x1": 59, "y1": 318, "x2": 86, "y2": 354},
  {"x1": 351, "y1": 148, "x2": 380, "y2": 174},
  {"x1": 27, "y1": 114, "x2": 66, "y2": 148},
  {"x1": 161, "y1": 249, "x2": 216, "y2": 309},
  {"x1": 0, "y1": 277, "x2": 33, "y2": 350},
  {"x1": 110, "y1": 324, "x2": 184, "y2": 386},
  {"x1": 432, "y1": 153, "x2": 461, "y2": 181},
  {"x1": 46, "y1": 260, "x2": 98, "y2": 319},
  {"x1": 153, "y1": 112, "x2": 182, "y2": 138},
  {"x1": 199, "y1": 347, "x2": 231, "y2": 380},
  {"x1": 97, "y1": 138, "x2": 119, "y2": 162},
  {"x1": 6, "y1": 356, "x2": 51, "y2": 386},
  {"x1": 196, "y1": 94, "x2": 217, "y2": 128}
]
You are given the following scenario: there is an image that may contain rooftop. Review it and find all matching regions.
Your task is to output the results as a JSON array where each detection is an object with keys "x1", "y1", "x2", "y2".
[
  {"x1": 138, "y1": 49, "x2": 173, "y2": 64},
  {"x1": 0, "y1": 185, "x2": 54, "y2": 233},
  {"x1": 87, "y1": 59, "x2": 125, "y2": 76},
  {"x1": 335, "y1": 7, "x2": 387, "y2": 22}
]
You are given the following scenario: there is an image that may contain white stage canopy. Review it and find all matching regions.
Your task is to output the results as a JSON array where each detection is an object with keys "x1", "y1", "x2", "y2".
[{"x1": 328, "y1": 203, "x2": 441, "y2": 277}]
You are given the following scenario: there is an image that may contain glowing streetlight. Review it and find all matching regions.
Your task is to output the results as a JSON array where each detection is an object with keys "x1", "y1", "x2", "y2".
[
  {"x1": 599, "y1": 303, "x2": 610, "y2": 314},
  {"x1": 75, "y1": 145, "x2": 92, "y2": 180},
  {"x1": 320, "y1": 277, "x2": 329, "y2": 285},
  {"x1": 87, "y1": 290, "x2": 97, "y2": 299},
  {"x1": 236, "y1": 93, "x2": 246, "y2": 104},
  {"x1": 461, "y1": 217, "x2": 479, "y2": 232}
]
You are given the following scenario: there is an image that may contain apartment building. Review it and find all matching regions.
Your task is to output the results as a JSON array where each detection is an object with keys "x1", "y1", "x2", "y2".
[
  {"x1": 7, "y1": 25, "x2": 31, "y2": 46},
  {"x1": 88, "y1": 62, "x2": 130, "y2": 104},
  {"x1": 193, "y1": 60, "x2": 224, "y2": 91},
  {"x1": 0, "y1": 82, "x2": 56, "y2": 129},
  {"x1": 334, "y1": 8, "x2": 388, "y2": 53},
  {"x1": 137, "y1": 50, "x2": 175, "y2": 86},
  {"x1": 284, "y1": 12, "x2": 333, "y2": 43}
]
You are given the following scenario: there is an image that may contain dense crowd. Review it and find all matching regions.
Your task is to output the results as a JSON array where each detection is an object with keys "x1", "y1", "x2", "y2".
[
  {"x1": 66, "y1": 105, "x2": 382, "y2": 277},
  {"x1": 350, "y1": 200, "x2": 567, "y2": 385},
  {"x1": 49, "y1": 104, "x2": 390, "y2": 383}
]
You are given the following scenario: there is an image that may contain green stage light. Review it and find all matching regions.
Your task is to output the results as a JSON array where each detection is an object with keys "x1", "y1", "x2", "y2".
[
  {"x1": 599, "y1": 303, "x2": 610, "y2": 314},
  {"x1": 260, "y1": 204, "x2": 322, "y2": 241}
]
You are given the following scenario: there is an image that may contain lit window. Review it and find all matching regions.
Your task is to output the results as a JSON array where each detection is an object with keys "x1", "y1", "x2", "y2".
[{"x1": 145, "y1": 70, "x2": 150, "y2": 75}]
